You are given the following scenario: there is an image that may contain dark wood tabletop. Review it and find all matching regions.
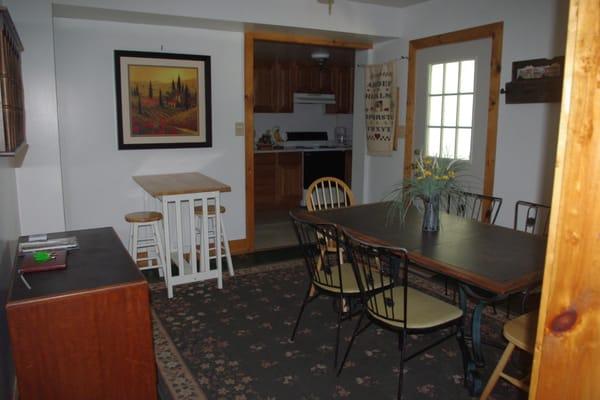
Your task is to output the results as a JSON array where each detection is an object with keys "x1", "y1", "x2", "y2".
[
  {"x1": 8, "y1": 227, "x2": 145, "y2": 303},
  {"x1": 300, "y1": 202, "x2": 547, "y2": 295}
]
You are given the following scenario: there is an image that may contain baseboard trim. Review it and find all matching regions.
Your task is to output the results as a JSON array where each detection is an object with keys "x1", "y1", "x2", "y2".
[{"x1": 229, "y1": 239, "x2": 250, "y2": 255}]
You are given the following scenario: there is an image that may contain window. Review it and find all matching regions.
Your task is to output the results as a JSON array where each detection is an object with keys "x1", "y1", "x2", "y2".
[{"x1": 426, "y1": 60, "x2": 475, "y2": 160}]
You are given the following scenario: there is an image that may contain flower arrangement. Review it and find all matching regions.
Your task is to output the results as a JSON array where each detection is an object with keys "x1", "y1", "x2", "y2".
[{"x1": 388, "y1": 150, "x2": 465, "y2": 231}]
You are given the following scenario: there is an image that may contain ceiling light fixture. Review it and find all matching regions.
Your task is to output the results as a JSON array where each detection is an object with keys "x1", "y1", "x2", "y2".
[
  {"x1": 317, "y1": 0, "x2": 334, "y2": 15},
  {"x1": 311, "y1": 50, "x2": 330, "y2": 68}
]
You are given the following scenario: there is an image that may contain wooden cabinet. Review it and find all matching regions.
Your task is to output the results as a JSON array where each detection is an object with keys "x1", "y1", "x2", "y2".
[
  {"x1": 253, "y1": 61, "x2": 353, "y2": 114},
  {"x1": 254, "y1": 61, "x2": 296, "y2": 113},
  {"x1": 276, "y1": 152, "x2": 303, "y2": 207},
  {"x1": 254, "y1": 153, "x2": 277, "y2": 207},
  {"x1": 254, "y1": 152, "x2": 302, "y2": 209},
  {"x1": 254, "y1": 61, "x2": 276, "y2": 113},
  {"x1": 6, "y1": 228, "x2": 157, "y2": 400},
  {"x1": 276, "y1": 62, "x2": 295, "y2": 113},
  {"x1": 326, "y1": 66, "x2": 355, "y2": 114}
]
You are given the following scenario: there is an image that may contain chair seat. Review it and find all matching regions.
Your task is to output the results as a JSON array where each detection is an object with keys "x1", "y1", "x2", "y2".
[
  {"x1": 368, "y1": 287, "x2": 463, "y2": 330},
  {"x1": 125, "y1": 211, "x2": 163, "y2": 223},
  {"x1": 504, "y1": 311, "x2": 538, "y2": 352},
  {"x1": 313, "y1": 263, "x2": 391, "y2": 294},
  {"x1": 194, "y1": 205, "x2": 226, "y2": 215}
]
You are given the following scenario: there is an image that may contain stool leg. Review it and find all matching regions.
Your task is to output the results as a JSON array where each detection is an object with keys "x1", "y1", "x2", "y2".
[
  {"x1": 132, "y1": 223, "x2": 139, "y2": 267},
  {"x1": 480, "y1": 342, "x2": 516, "y2": 400},
  {"x1": 153, "y1": 221, "x2": 166, "y2": 279},
  {"x1": 128, "y1": 223, "x2": 135, "y2": 256},
  {"x1": 220, "y1": 218, "x2": 234, "y2": 276}
]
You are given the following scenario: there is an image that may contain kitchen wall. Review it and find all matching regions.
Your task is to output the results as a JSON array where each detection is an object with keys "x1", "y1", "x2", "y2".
[
  {"x1": 254, "y1": 104, "x2": 353, "y2": 145},
  {"x1": 0, "y1": 159, "x2": 21, "y2": 400},
  {"x1": 364, "y1": 0, "x2": 568, "y2": 227},
  {"x1": 53, "y1": 18, "x2": 245, "y2": 243}
]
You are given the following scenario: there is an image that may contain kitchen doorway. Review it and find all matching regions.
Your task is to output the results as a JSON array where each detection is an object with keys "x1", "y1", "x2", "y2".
[{"x1": 244, "y1": 32, "x2": 372, "y2": 252}]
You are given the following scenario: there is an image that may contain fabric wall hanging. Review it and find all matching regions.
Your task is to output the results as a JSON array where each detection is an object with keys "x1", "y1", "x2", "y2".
[{"x1": 365, "y1": 61, "x2": 398, "y2": 156}]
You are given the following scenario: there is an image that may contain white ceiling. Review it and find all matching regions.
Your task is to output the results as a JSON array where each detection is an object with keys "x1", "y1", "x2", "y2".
[{"x1": 349, "y1": 0, "x2": 430, "y2": 8}]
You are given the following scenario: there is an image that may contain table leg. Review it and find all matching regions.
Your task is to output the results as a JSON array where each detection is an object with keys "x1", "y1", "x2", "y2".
[{"x1": 458, "y1": 284, "x2": 509, "y2": 396}]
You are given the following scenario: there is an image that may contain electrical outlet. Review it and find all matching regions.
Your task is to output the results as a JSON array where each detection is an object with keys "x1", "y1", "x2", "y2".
[{"x1": 235, "y1": 122, "x2": 245, "y2": 136}]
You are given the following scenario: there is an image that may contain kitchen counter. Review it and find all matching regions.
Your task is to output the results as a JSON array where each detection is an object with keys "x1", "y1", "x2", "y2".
[{"x1": 255, "y1": 146, "x2": 352, "y2": 154}]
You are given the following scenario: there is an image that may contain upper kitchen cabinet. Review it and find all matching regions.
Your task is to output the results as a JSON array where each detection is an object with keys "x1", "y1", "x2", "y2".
[
  {"x1": 254, "y1": 60, "x2": 276, "y2": 113},
  {"x1": 254, "y1": 61, "x2": 295, "y2": 113},
  {"x1": 295, "y1": 63, "x2": 332, "y2": 94},
  {"x1": 253, "y1": 41, "x2": 355, "y2": 114},
  {"x1": 326, "y1": 66, "x2": 354, "y2": 114}
]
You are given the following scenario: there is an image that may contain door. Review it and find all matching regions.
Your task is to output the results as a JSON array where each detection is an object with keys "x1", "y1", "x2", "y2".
[{"x1": 413, "y1": 38, "x2": 492, "y2": 194}]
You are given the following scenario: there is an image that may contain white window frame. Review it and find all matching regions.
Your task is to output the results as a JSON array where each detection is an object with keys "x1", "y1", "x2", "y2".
[{"x1": 425, "y1": 59, "x2": 476, "y2": 160}]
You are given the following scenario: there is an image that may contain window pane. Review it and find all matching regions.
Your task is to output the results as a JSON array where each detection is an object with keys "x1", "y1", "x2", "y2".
[
  {"x1": 442, "y1": 128, "x2": 456, "y2": 158},
  {"x1": 460, "y1": 60, "x2": 475, "y2": 93},
  {"x1": 457, "y1": 128, "x2": 472, "y2": 160},
  {"x1": 458, "y1": 94, "x2": 473, "y2": 127},
  {"x1": 444, "y1": 62, "x2": 459, "y2": 93},
  {"x1": 428, "y1": 96, "x2": 442, "y2": 126},
  {"x1": 443, "y1": 95, "x2": 457, "y2": 126},
  {"x1": 430, "y1": 64, "x2": 444, "y2": 95},
  {"x1": 427, "y1": 127, "x2": 440, "y2": 157}
]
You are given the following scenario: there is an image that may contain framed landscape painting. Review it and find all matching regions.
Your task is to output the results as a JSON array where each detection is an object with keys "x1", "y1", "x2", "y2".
[{"x1": 114, "y1": 50, "x2": 212, "y2": 149}]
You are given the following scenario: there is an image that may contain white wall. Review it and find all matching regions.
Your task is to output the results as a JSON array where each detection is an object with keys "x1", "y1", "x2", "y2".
[
  {"x1": 53, "y1": 18, "x2": 245, "y2": 243},
  {"x1": 254, "y1": 104, "x2": 353, "y2": 144},
  {"x1": 0, "y1": 159, "x2": 20, "y2": 400},
  {"x1": 365, "y1": 0, "x2": 568, "y2": 226},
  {"x1": 55, "y1": 0, "x2": 406, "y2": 37},
  {"x1": 7, "y1": 0, "x2": 65, "y2": 235},
  {"x1": 363, "y1": 38, "x2": 408, "y2": 203},
  {"x1": 7, "y1": 0, "x2": 408, "y2": 241}
]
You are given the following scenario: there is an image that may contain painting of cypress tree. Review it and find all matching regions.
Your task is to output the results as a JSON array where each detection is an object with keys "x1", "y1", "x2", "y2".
[{"x1": 115, "y1": 50, "x2": 212, "y2": 149}]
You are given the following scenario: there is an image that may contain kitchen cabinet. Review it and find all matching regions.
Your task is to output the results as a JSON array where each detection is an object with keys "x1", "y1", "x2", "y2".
[
  {"x1": 326, "y1": 66, "x2": 355, "y2": 114},
  {"x1": 254, "y1": 150, "x2": 352, "y2": 209},
  {"x1": 254, "y1": 153, "x2": 278, "y2": 208},
  {"x1": 276, "y1": 152, "x2": 303, "y2": 207},
  {"x1": 253, "y1": 61, "x2": 353, "y2": 114},
  {"x1": 276, "y1": 62, "x2": 295, "y2": 113},
  {"x1": 254, "y1": 61, "x2": 295, "y2": 113},
  {"x1": 254, "y1": 152, "x2": 302, "y2": 209},
  {"x1": 254, "y1": 61, "x2": 276, "y2": 113}
]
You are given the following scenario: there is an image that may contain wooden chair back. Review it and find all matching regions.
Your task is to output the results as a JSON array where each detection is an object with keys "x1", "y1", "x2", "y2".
[
  {"x1": 514, "y1": 200, "x2": 551, "y2": 236},
  {"x1": 342, "y1": 228, "x2": 409, "y2": 330},
  {"x1": 443, "y1": 191, "x2": 503, "y2": 224},
  {"x1": 289, "y1": 211, "x2": 347, "y2": 294},
  {"x1": 306, "y1": 177, "x2": 355, "y2": 212}
]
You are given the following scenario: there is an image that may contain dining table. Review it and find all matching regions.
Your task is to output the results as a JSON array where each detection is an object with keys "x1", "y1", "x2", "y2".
[
  {"x1": 300, "y1": 201, "x2": 547, "y2": 395},
  {"x1": 133, "y1": 172, "x2": 231, "y2": 298}
]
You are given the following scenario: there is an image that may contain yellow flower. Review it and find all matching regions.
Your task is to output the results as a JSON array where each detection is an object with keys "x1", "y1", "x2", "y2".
[
  {"x1": 448, "y1": 171, "x2": 456, "y2": 178},
  {"x1": 424, "y1": 171, "x2": 432, "y2": 177}
]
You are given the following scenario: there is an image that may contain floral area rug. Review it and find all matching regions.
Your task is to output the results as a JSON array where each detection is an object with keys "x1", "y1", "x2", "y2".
[{"x1": 151, "y1": 260, "x2": 525, "y2": 400}]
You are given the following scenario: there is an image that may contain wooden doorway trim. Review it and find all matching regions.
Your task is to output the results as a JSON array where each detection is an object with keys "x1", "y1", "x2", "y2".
[
  {"x1": 243, "y1": 31, "x2": 372, "y2": 253},
  {"x1": 403, "y1": 22, "x2": 503, "y2": 197},
  {"x1": 530, "y1": 0, "x2": 600, "y2": 397}
]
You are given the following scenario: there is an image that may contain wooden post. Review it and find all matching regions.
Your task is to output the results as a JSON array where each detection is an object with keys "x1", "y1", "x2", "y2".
[{"x1": 529, "y1": 0, "x2": 600, "y2": 398}]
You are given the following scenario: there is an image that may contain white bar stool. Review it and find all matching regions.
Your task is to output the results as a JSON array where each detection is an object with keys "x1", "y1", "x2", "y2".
[
  {"x1": 194, "y1": 205, "x2": 234, "y2": 277},
  {"x1": 125, "y1": 211, "x2": 167, "y2": 279}
]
